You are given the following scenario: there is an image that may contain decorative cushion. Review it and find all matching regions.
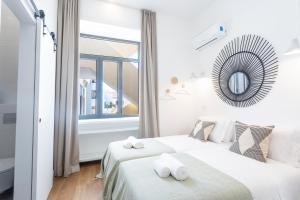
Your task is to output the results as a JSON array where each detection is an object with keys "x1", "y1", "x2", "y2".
[
  {"x1": 229, "y1": 121, "x2": 274, "y2": 162},
  {"x1": 189, "y1": 120, "x2": 216, "y2": 141}
]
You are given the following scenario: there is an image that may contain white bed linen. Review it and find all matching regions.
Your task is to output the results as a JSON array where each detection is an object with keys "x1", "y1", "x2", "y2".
[
  {"x1": 155, "y1": 134, "x2": 300, "y2": 200},
  {"x1": 186, "y1": 147, "x2": 300, "y2": 200}
]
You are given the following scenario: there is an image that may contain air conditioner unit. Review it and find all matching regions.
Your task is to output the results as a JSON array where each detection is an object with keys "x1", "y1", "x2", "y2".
[{"x1": 193, "y1": 25, "x2": 226, "y2": 51}]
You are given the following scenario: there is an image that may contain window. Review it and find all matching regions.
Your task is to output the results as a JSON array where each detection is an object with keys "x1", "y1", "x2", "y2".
[{"x1": 79, "y1": 34, "x2": 140, "y2": 119}]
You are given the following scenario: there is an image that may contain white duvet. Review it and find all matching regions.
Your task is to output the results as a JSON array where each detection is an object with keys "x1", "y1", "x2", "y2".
[{"x1": 155, "y1": 135, "x2": 300, "y2": 200}]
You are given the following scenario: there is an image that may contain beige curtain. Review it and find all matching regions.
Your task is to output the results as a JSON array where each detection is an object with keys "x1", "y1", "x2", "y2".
[
  {"x1": 54, "y1": 0, "x2": 80, "y2": 177},
  {"x1": 139, "y1": 10, "x2": 160, "y2": 138}
]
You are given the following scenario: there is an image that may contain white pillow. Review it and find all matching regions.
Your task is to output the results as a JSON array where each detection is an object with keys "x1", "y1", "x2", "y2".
[
  {"x1": 197, "y1": 117, "x2": 235, "y2": 143},
  {"x1": 222, "y1": 120, "x2": 235, "y2": 142},
  {"x1": 207, "y1": 119, "x2": 233, "y2": 143},
  {"x1": 208, "y1": 120, "x2": 226, "y2": 143},
  {"x1": 268, "y1": 128, "x2": 300, "y2": 168}
]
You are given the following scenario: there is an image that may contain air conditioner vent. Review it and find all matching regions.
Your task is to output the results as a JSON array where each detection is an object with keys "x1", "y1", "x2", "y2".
[{"x1": 193, "y1": 25, "x2": 227, "y2": 51}]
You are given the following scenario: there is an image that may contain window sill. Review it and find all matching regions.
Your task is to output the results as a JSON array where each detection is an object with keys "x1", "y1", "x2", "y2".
[
  {"x1": 79, "y1": 116, "x2": 139, "y2": 124},
  {"x1": 78, "y1": 117, "x2": 139, "y2": 135}
]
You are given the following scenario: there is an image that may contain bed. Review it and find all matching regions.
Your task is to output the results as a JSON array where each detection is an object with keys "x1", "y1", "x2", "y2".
[
  {"x1": 104, "y1": 137, "x2": 300, "y2": 200},
  {"x1": 100, "y1": 135, "x2": 214, "y2": 199},
  {"x1": 101, "y1": 119, "x2": 300, "y2": 200}
]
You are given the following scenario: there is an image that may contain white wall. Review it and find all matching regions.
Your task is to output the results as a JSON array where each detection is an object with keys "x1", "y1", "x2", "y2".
[
  {"x1": 156, "y1": 13, "x2": 197, "y2": 135},
  {"x1": 81, "y1": 0, "x2": 140, "y2": 30},
  {"x1": 191, "y1": 0, "x2": 300, "y2": 128},
  {"x1": 0, "y1": 3, "x2": 19, "y2": 104},
  {"x1": 80, "y1": 0, "x2": 198, "y2": 137}
]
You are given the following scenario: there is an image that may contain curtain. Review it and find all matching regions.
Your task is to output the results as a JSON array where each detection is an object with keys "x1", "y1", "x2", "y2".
[
  {"x1": 54, "y1": 0, "x2": 80, "y2": 177},
  {"x1": 139, "y1": 10, "x2": 160, "y2": 138}
]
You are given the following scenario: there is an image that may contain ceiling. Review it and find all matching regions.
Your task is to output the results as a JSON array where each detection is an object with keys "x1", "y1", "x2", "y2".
[{"x1": 100, "y1": 0, "x2": 216, "y2": 19}]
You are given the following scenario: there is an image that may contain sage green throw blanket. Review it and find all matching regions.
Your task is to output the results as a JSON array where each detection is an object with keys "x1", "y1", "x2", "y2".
[
  {"x1": 111, "y1": 153, "x2": 253, "y2": 200},
  {"x1": 101, "y1": 139, "x2": 175, "y2": 200}
]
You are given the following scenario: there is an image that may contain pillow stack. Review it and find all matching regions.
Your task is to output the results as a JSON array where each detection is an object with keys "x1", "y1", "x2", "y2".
[
  {"x1": 189, "y1": 120, "x2": 216, "y2": 141},
  {"x1": 229, "y1": 121, "x2": 274, "y2": 162}
]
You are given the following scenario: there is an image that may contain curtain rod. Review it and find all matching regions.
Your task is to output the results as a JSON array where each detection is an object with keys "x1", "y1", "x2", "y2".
[{"x1": 29, "y1": 0, "x2": 57, "y2": 51}]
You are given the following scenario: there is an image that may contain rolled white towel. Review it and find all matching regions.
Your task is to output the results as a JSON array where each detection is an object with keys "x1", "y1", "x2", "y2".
[
  {"x1": 160, "y1": 154, "x2": 189, "y2": 181},
  {"x1": 123, "y1": 138, "x2": 133, "y2": 149},
  {"x1": 153, "y1": 159, "x2": 170, "y2": 178},
  {"x1": 129, "y1": 136, "x2": 144, "y2": 149}
]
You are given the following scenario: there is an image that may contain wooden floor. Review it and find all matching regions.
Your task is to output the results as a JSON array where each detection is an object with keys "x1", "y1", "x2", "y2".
[{"x1": 48, "y1": 161, "x2": 104, "y2": 200}]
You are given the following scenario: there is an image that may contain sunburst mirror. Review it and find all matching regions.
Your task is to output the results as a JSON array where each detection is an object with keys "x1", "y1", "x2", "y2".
[{"x1": 212, "y1": 35, "x2": 279, "y2": 107}]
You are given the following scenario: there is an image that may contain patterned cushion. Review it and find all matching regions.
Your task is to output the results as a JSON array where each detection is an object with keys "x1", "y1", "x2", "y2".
[
  {"x1": 229, "y1": 121, "x2": 274, "y2": 162},
  {"x1": 189, "y1": 120, "x2": 216, "y2": 141}
]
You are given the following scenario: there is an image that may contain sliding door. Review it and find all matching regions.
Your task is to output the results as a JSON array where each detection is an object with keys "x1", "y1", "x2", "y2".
[{"x1": 31, "y1": 18, "x2": 56, "y2": 200}]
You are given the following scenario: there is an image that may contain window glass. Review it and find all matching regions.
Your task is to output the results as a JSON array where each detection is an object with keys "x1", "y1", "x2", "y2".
[
  {"x1": 80, "y1": 37, "x2": 139, "y2": 59},
  {"x1": 103, "y1": 61, "x2": 119, "y2": 114},
  {"x1": 122, "y1": 62, "x2": 139, "y2": 115},
  {"x1": 79, "y1": 35, "x2": 140, "y2": 119},
  {"x1": 79, "y1": 59, "x2": 97, "y2": 115}
]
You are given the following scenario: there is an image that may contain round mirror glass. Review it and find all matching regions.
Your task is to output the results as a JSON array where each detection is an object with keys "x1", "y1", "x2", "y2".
[{"x1": 228, "y1": 72, "x2": 250, "y2": 95}]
